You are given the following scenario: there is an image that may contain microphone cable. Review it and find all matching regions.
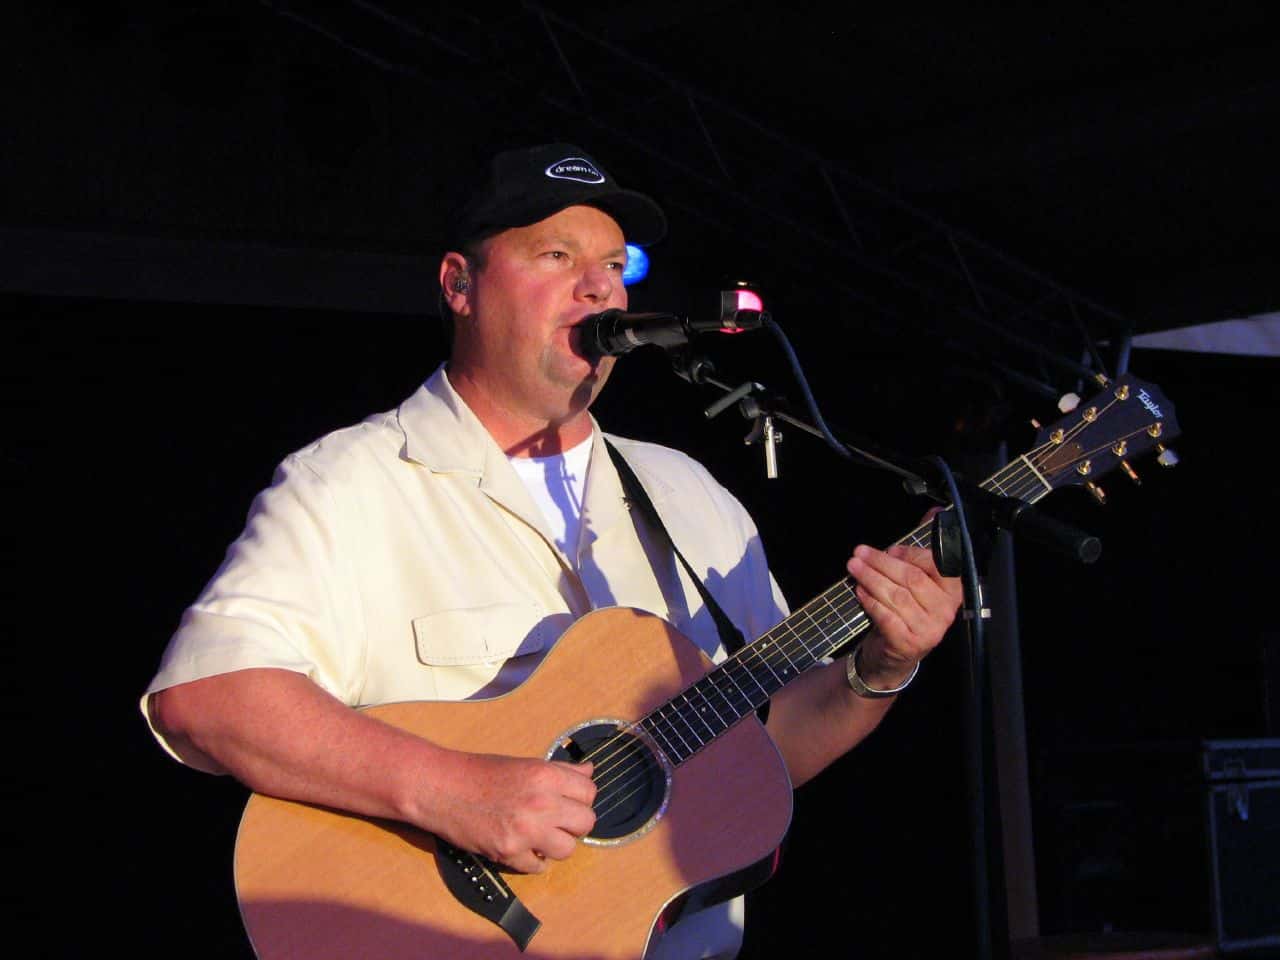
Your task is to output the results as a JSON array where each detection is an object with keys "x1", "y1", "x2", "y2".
[{"x1": 761, "y1": 316, "x2": 853, "y2": 463}]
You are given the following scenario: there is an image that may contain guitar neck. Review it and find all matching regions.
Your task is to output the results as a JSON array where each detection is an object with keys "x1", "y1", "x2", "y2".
[{"x1": 636, "y1": 454, "x2": 1056, "y2": 767}]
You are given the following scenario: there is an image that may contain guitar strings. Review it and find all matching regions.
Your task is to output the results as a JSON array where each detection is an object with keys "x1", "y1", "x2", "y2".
[
  {"x1": 587, "y1": 442, "x2": 1066, "y2": 819},
  {"x1": 587, "y1": 580, "x2": 876, "y2": 816},
  {"x1": 584, "y1": 418, "x2": 1128, "y2": 823},
  {"x1": 588, "y1": 445, "x2": 1068, "y2": 817},
  {"x1": 586, "y1": 589, "x2": 864, "y2": 777},
  {"x1": 588, "y1": 585, "x2": 874, "y2": 821}
]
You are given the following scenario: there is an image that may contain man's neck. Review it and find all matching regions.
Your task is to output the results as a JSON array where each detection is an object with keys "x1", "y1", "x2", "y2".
[{"x1": 446, "y1": 366, "x2": 594, "y2": 458}]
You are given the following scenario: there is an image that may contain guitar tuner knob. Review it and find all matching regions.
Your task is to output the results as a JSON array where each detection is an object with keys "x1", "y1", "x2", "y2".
[
  {"x1": 1058, "y1": 392, "x2": 1081, "y2": 413},
  {"x1": 1156, "y1": 444, "x2": 1180, "y2": 468},
  {"x1": 1120, "y1": 460, "x2": 1141, "y2": 484},
  {"x1": 1086, "y1": 481, "x2": 1107, "y2": 505}
]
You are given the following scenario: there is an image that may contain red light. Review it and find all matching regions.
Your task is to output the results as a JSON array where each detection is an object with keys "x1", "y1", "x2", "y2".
[{"x1": 714, "y1": 284, "x2": 767, "y2": 333}]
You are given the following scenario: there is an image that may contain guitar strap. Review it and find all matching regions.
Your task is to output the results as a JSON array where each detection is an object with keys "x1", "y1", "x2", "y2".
[{"x1": 603, "y1": 438, "x2": 747, "y2": 657}]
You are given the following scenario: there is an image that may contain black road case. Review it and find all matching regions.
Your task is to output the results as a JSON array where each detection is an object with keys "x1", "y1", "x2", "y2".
[{"x1": 1201, "y1": 739, "x2": 1280, "y2": 954}]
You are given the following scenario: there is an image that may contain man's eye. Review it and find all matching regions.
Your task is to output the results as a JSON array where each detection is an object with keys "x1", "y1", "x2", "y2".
[
  {"x1": 545, "y1": 250, "x2": 567, "y2": 260},
  {"x1": 607, "y1": 261, "x2": 625, "y2": 272}
]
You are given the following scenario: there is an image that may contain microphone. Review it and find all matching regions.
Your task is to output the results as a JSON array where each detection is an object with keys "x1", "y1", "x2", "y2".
[{"x1": 578, "y1": 308, "x2": 766, "y2": 360}]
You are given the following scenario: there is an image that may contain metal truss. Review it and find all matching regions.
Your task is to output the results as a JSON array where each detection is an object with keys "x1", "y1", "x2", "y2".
[{"x1": 259, "y1": 0, "x2": 1137, "y2": 399}]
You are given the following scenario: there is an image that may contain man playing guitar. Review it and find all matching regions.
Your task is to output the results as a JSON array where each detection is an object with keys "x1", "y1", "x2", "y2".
[{"x1": 141, "y1": 142, "x2": 962, "y2": 959}]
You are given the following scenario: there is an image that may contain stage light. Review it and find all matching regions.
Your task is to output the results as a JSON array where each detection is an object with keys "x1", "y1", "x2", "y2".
[
  {"x1": 718, "y1": 281, "x2": 766, "y2": 331},
  {"x1": 623, "y1": 244, "x2": 649, "y2": 286}
]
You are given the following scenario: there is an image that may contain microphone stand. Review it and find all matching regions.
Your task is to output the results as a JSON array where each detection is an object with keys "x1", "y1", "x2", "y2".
[
  {"x1": 672, "y1": 349, "x2": 927, "y2": 489},
  {"x1": 669, "y1": 341, "x2": 1101, "y2": 960},
  {"x1": 670, "y1": 345, "x2": 1101, "y2": 567}
]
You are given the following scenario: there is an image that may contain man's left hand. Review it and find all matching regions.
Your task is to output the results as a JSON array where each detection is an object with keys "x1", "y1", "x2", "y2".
[{"x1": 845, "y1": 542, "x2": 963, "y2": 688}]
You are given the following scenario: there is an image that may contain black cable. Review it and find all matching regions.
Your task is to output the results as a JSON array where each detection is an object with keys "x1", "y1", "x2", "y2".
[
  {"x1": 928, "y1": 454, "x2": 995, "y2": 960},
  {"x1": 761, "y1": 316, "x2": 854, "y2": 462}
]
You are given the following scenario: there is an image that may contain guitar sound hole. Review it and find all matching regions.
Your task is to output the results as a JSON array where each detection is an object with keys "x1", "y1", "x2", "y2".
[{"x1": 550, "y1": 722, "x2": 668, "y2": 843}]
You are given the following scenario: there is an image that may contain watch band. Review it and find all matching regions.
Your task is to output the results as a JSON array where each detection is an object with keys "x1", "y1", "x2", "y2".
[{"x1": 845, "y1": 640, "x2": 919, "y2": 698}]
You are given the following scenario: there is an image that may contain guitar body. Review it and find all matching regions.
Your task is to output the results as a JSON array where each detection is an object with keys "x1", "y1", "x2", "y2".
[{"x1": 233, "y1": 607, "x2": 794, "y2": 959}]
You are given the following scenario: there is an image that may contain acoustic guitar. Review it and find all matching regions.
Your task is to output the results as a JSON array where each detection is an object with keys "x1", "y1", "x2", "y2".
[{"x1": 233, "y1": 372, "x2": 1179, "y2": 958}]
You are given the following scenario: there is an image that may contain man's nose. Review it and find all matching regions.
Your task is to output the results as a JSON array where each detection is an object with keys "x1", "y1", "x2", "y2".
[{"x1": 576, "y1": 263, "x2": 615, "y2": 302}]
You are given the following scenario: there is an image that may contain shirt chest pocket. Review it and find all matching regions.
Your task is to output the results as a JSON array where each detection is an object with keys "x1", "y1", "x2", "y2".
[{"x1": 412, "y1": 602, "x2": 565, "y2": 667}]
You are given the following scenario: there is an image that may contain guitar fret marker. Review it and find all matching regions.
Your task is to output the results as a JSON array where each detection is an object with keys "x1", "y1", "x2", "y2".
[
  {"x1": 693, "y1": 683, "x2": 730, "y2": 728},
  {"x1": 678, "y1": 693, "x2": 715, "y2": 740}
]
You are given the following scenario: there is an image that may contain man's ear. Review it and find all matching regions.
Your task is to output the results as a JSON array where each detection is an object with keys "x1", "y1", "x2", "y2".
[{"x1": 439, "y1": 252, "x2": 473, "y2": 317}]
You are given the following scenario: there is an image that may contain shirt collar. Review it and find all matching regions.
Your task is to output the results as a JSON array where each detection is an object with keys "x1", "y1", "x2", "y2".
[
  {"x1": 396, "y1": 363, "x2": 676, "y2": 507},
  {"x1": 396, "y1": 364, "x2": 495, "y2": 476}
]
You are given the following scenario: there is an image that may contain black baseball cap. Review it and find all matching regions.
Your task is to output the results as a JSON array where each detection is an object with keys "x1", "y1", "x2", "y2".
[{"x1": 446, "y1": 143, "x2": 667, "y2": 250}]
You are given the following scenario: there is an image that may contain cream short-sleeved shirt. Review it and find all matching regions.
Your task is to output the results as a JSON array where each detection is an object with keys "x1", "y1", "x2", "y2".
[{"x1": 141, "y1": 365, "x2": 790, "y2": 959}]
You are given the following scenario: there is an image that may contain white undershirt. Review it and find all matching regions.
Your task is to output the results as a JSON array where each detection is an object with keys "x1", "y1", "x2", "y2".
[
  {"x1": 507, "y1": 435, "x2": 593, "y2": 562},
  {"x1": 510, "y1": 431, "x2": 745, "y2": 959}
]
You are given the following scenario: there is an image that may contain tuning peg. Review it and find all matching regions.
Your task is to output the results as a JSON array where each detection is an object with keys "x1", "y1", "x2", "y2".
[
  {"x1": 1058, "y1": 393, "x2": 1080, "y2": 413},
  {"x1": 1110, "y1": 441, "x2": 1140, "y2": 484},
  {"x1": 1085, "y1": 481, "x2": 1107, "y2": 505},
  {"x1": 1156, "y1": 444, "x2": 1180, "y2": 468}
]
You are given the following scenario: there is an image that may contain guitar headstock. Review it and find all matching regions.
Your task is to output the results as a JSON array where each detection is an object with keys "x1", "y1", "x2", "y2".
[{"x1": 1029, "y1": 373, "x2": 1181, "y2": 500}]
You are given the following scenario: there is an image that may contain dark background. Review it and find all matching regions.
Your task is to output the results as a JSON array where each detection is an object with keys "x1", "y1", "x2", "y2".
[{"x1": 6, "y1": 3, "x2": 1278, "y2": 958}]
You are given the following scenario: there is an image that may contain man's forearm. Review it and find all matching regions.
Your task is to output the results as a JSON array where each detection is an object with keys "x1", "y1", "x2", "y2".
[
  {"x1": 765, "y1": 656, "x2": 898, "y2": 788},
  {"x1": 148, "y1": 667, "x2": 447, "y2": 825}
]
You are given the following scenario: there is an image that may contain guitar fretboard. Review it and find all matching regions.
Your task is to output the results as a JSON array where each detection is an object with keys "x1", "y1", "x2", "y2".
[{"x1": 636, "y1": 451, "x2": 1057, "y2": 767}]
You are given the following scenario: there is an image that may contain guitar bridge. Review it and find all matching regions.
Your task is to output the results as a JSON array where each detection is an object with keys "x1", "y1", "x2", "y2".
[{"x1": 435, "y1": 839, "x2": 541, "y2": 951}]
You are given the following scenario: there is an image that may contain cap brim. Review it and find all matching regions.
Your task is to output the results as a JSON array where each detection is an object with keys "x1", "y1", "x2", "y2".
[
  {"x1": 452, "y1": 187, "x2": 667, "y2": 250},
  {"x1": 584, "y1": 190, "x2": 667, "y2": 247}
]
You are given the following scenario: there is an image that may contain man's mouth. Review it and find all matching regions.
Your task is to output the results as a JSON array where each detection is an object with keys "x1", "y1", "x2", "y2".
[{"x1": 567, "y1": 320, "x2": 601, "y2": 363}]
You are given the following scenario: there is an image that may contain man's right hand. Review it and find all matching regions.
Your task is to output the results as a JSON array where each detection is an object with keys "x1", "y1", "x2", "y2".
[{"x1": 424, "y1": 753, "x2": 597, "y2": 874}]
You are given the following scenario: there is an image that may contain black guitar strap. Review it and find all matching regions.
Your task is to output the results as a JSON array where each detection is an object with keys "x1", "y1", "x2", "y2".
[{"x1": 603, "y1": 438, "x2": 747, "y2": 657}]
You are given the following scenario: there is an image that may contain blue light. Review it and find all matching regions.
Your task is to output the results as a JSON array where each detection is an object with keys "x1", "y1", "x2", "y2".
[{"x1": 622, "y1": 244, "x2": 649, "y2": 286}]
